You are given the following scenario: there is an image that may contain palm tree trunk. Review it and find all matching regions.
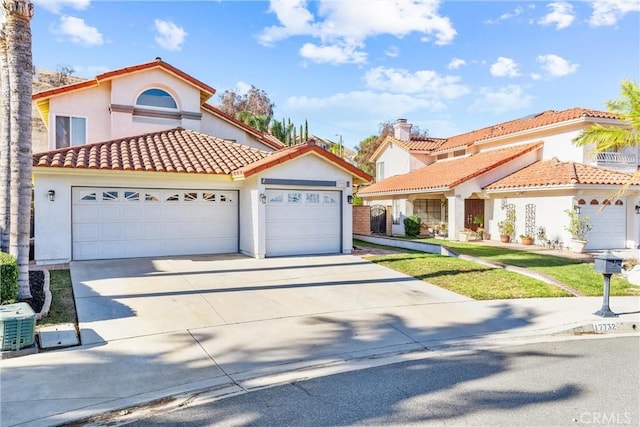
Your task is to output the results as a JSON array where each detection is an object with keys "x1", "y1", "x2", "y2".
[
  {"x1": 0, "y1": 24, "x2": 11, "y2": 254},
  {"x1": 3, "y1": 0, "x2": 34, "y2": 299}
]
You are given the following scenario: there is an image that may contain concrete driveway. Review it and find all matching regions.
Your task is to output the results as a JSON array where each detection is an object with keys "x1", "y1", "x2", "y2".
[{"x1": 71, "y1": 254, "x2": 470, "y2": 346}]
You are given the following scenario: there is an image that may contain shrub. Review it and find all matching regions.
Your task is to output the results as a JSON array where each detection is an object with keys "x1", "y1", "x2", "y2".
[
  {"x1": 403, "y1": 215, "x2": 421, "y2": 237},
  {"x1": 0, "y1": 252, "x2": 19, "y2": 304}
]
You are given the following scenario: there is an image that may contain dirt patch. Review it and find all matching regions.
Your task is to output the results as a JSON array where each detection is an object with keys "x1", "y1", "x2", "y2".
[{"x1": 25, "y1": 271, "x2": 45, "y2": 314}]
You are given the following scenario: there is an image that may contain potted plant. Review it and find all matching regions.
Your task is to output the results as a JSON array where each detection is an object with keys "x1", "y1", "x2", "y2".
[
  {"x1": 564, "y1": 208, "x2": 592, "y2": 253},
  {"x1": 473, "y1": 214, "x2": 484, "y2": 239},
  {"x1": 520, "y1": 234, "x2": 534, "y2": 245},
  {"x1": 497, "y1": 209, "x2": 516, "y2": 243}
]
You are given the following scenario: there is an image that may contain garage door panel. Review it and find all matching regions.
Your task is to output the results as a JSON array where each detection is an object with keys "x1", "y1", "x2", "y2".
[
  {"x1": 72, "y1": 187, "x2": 239, "y2": 260},
  {"x1": 266, "y1": 189, "x2": 341, "y2": 257},
  {"x1": 583, "y1": 204, "x2": 625, "y2": 250}
]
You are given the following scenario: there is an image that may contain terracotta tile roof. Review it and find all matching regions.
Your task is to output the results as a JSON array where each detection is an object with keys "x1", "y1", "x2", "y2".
[
  {"x1": 33, "y1": 58, "x2": 216, "y2": 101},
  {"x1": 369, "y1": 135, "x2": 446, "y2": 162},
  {"x1": 485, "y1": 158, "x2": 639, "y2": 190},
  {"x1": 436, "y1": 108, "x2": 620, "y2": 152},
  {"x1": 232, "y1": 143, "x2": 372, "y2": 184},
  {"x1": 358, "y1": 143, "x2": 541, "y2": 196},
  {"x1": 32, "y1": 128, "x2": 271, "y2": 175},
  {"x1": 201, "y1": 103, "x2": 284, "y2": 150}
]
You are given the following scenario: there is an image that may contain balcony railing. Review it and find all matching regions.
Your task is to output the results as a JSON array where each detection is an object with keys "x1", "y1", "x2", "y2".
[{"x1": 595, "y1": 152, "x2": 638, "y2": 173}]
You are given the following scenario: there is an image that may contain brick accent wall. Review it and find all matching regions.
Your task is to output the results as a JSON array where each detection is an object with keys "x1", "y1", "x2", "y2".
[{"x1": 352, "y1": 205, "x2": 371, "y2": 235}]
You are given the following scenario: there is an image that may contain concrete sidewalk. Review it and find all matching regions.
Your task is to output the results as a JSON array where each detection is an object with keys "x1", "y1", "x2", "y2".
[{"x1": 1, "y1": 257, "x2": 639, "y2": 426}]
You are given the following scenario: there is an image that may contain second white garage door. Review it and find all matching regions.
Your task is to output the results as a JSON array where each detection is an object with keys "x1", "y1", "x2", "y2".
[
  {"x1": 582, "y1": 200, "x2": 626, "y2": 250},
  {"x1": 72, "y1": 187, "x2": 239, "y2": 260},
  {"x1": 265, "y1": 189, "x2": 341, "y2": 257}
]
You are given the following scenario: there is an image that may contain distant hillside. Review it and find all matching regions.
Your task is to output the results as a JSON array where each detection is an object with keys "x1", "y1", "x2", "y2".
[{"x1": 31, "y1": 68, "x2": 88, "y2": 153}]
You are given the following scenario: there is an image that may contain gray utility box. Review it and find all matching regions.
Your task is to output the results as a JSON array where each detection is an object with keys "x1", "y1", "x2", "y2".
[
  {"x1": 0, "y1": 302, "x2": 36, "y2": 351},
  {"x1": 594, "y1": 252, "x2": 623, "y2": 275}
]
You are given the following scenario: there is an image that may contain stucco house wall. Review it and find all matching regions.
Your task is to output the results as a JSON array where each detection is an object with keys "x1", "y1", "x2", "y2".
[
  {"x1": 376, "y1": 143, "x2": 411, "y2": 179},
  {"x1": 47, "y1": 84, "x2": 112, "y2": 148},
  {"x1": 200, "y1": 110, "x2": 273, "y2": 151}
]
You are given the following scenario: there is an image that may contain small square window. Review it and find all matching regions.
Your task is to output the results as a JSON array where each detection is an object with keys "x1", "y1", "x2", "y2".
[
  {"x1": 306, "y1": 193, "x2": 320, "y2": 204},
  {"x1": 288, "y1": 192, "x2": 302, "y2": 203},
  {"x1": 102, "y1": 191, "x2": 118, "y2": 201}
]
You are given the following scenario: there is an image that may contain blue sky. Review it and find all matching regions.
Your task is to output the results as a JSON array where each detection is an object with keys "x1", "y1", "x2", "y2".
[{"x1": 24, "y1": 0, "x2": 640, "y2": 148}]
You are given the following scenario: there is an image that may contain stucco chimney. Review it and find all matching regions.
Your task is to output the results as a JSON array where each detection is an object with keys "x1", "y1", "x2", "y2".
[{"x1": 393, "y1": 118, "x2": 412, "y2": 141}]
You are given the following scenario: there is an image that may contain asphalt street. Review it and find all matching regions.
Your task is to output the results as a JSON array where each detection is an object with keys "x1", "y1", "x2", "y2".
[{"x1": 118, "y1": 336, "x2": 640, "y2": 427}]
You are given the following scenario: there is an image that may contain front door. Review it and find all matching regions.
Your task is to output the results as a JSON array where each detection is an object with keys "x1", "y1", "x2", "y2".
[{"x1": 464, "y1": 199, "x2": 484, "y2": 231}]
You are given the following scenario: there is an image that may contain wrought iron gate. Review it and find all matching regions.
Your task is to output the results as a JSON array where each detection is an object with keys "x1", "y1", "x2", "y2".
[{"x1": 370, "y1": 205, "x2": 386, "y2": 234}]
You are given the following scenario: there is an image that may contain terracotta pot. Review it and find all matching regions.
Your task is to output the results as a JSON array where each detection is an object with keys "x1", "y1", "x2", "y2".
[
  {"x1": 521, "y1": 237, "x2": 533, "y2": 245},
  {"x1": 500, "y1": 235, "x2": 511, "y2": 243}
]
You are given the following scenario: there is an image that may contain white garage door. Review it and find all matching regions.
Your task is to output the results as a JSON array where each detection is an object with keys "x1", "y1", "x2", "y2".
[
  {"x1": 582, "y1": 201, "x2": 625, "y2": 250},
  {"x1": 72, "y1": 187, "x2": 238, "y2": 260},
  {"x1": 265, "y1": 189, "x2": 341, "y2": 257}
]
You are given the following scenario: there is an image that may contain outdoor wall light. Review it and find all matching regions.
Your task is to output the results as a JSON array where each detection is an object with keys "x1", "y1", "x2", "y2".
[
  {"x1": 347, "y1": 195, "x2": 353, "y2": 204},
  {"x1": 47, "y1": 190, "x2": 55, "y2": 202},
  {"x1": 259, "y1": 193, "x2": 266, "y2": 204},
  {"x1": 573, "y1": 205, "x2": 581, "y2": 214},
  {"x1": 635, "y1": 205, "x2": 640, "y2": 215}
]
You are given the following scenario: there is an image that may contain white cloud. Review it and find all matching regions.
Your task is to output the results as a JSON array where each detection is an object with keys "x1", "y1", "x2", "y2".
[
  {"x1": 259, "y1": 0, "x2": 456, "y2": 65},
  {"x1": 530, "y1": 73, "x2": 542, "y2": 80},
  {"x1": 56, "y1": 16, "x2": 103, "y2": 46},
  {"x1": 364, "y1": 67, "x2": 470, "y2": 99},
  {"x1": 72, "y1": 64, "x2": 109, "y2": 77},
  {"x1": 469, "y1": 85, "x2": 534, "y2": 114},
  {"x1": 537, "y1": 54, "x2": 578, "y2": 77},
  {"x1": 385, "y1": 46, "x2": 400, "y2": 58},
  {"x1": 300, "y1": 42, "x2": 367, "y2": 65},
  {"x1": 538, "y1": 2, "x2": 575, "y2": 29},
  {"x1": 589, "y1": 0, "x2": 640, "y2": 26},
  {"x1": 484, "y1": 5, "x2": 534, "y2": 24},
  {"x1": 154, "y1": 19, "x2": 187, "y2": 51},
  {"x1": 490, "y1": 57, "x2": 520, "y2": 78},
  {"x1": 34, "y1": 0, "x2": 90, "y2": 14},
  {"x1": 448, "y1": 57, "x2": 466, "y2": 70}
]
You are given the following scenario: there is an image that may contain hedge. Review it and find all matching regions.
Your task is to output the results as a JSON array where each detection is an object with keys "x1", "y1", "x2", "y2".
[{"x1": 0, "y1": 251, "x2": 19, "y2": 304}]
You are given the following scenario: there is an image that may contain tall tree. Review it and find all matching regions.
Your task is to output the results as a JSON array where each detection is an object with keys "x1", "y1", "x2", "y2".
[
  {"x1": 218, "y1": 85, "x2": 274, "y2": 120},
  {"x1": 0, "y1": 17, "x2": 10, "y2": 253},
  {"x1": 3, "y1": 0, "x2": 34, "y2": 299},
  {"x1": 574, "y1": 79, "x2": 640, "y2": 151},
  {"x1": 574, "y1": 80, "x2": 640, "y2": 202}
]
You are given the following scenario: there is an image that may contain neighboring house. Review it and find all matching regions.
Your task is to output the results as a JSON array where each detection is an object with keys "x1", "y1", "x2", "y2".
[
  {"x1": 31, "y1": 58, "x2": 370, "y2": 264},
  {"x1": 358, "y1": 112, "x2": 640, "y2": 251}
]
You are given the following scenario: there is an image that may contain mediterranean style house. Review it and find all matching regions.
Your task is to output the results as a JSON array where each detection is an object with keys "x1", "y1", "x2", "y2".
[
  {"x1": 358, "y1": 112, "x2": 640, "y2": 251},
  {"x1": 31, "y1": 58, "x2": 370, "y2": 264}
]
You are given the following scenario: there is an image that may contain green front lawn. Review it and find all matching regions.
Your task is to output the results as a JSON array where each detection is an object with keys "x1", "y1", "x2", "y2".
[
  {"x1": 356, "y1": 239, "x2": 640, "y2": 299},
  {"x1": 38, "y1": 270, "x2": 77, "y2": 327}
]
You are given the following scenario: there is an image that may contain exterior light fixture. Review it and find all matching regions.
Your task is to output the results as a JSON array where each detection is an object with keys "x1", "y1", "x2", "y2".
[
  {"x1": 573, "y1": 205, "x2": 581, "y2": 214},
  {"x1": 47, "y1": 190, "x2": 55, "y2": 202},
  {"x1": 347, "y1": 195, "x2": 353, "y2": 204},
  {"x1": 259, "y1": 193, "x2": 266, "y2": 204},
  {"x1": 635, "y1": 205, "x2": 640, "y2": 215}
]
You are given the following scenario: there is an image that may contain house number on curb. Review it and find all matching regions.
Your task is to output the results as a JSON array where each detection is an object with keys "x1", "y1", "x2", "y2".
[{"x1": 592, "y1": 321, "x2": 617, "y2": 333}]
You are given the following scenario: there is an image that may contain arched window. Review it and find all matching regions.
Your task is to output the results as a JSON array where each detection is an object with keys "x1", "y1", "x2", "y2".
[
  {"x1": 590, "y1": 199, "x2": 599, "y2": 205},
  {"x1": 136, "y1": 88, "x2": 177, "y2": 109},
  {"x1": 577, "y1": 199, "x2": 586, "y2": 205},
  {"x1": 603, "y1": 199, "x2": 611, "y2": 205},
  {"x1": 615, "y1": 200, "x2": 623, "y2": 205}
]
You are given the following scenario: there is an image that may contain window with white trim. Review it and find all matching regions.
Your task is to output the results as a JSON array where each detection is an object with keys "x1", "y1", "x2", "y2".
[
  {"x1": 392, "y1": 199, "x2": 402, "y2": 225},
  {"x1": 55, "y1": 115, "x2": 86, "y2": 148},
  {"x1": 376, "y1": 162, "x2": 385, "y2": 181}
]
